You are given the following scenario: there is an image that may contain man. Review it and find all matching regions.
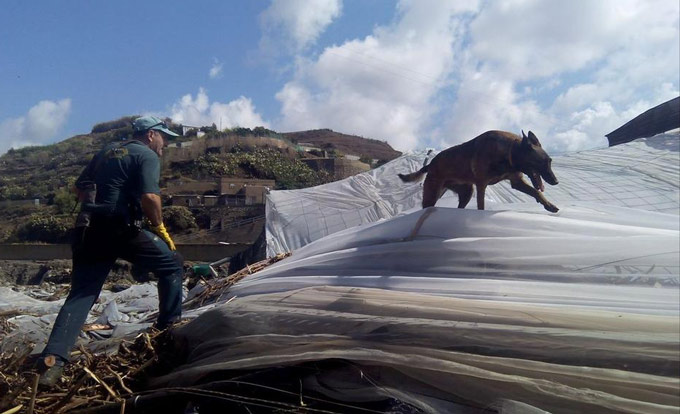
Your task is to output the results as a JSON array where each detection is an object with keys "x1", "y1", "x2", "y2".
[{"x1": 37, "y1": 116, "x2": 184, "y2": 387}]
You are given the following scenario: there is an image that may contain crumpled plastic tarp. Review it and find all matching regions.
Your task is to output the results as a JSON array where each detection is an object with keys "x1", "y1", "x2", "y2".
[
  {"x1": 150, "y1": 201, "x2": 679, "y2": 413},
  {"x1": 2, "y1": 133, "x2": 678, "y2": 413},
  {"x1": 149, "y1": 133, "x2": 679, "y2": 413},
  {"x1": 265, "y1": 132, "x2": 679, "y2": 256},
  {"x1": 0, "y1": 283, "x2": 172, "y2": 354}
]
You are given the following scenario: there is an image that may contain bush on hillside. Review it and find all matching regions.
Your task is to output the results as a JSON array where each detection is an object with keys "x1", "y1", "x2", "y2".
[
  {"x1": 0, "y1": 184, "x2": 27, "y2": 200},
  {"x1": 222, "y1": 126, "x2": 280, "y2": 138},
  {"x1": 91, "y1": 116, "x2": 138, "y2": 134},
  {"x1": 359, "y1": 154, "x2": 374, "y2": 166},
  {"x1": 163, "y1": 206, "x2": 198, "y2": 234},
  {"x1": 14, "y1": 214, "x2": 71, "y2": 243},
  {"x1": 192, "y1": 148, "x2": 333, "y2": 189},
  {"x1": 53, "y1": 187, "x2": 78, "y2": 214}
]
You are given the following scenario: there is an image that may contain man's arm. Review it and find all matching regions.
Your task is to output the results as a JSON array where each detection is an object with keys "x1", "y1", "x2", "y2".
[
  {"x1": 141, "y1": 193, "x2": 176, "y2": 250},
  {"x1": 73, "y1": 150, "x2": 104, "y2": 202},
  {"x1": 140, "y1": 193, "x2": 163, "y2": 226}
]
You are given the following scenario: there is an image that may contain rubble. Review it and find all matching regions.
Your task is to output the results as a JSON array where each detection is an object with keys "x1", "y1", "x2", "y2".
[
  {"x1": 0, "y1": 254, "x2": 291, "y2": 414},
  {"x1": 0, "y1": 328, "x2": 172, "y2": 414}
]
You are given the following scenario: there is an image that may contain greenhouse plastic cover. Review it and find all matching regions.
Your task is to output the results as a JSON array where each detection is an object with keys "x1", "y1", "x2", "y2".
[
  {"x1": 152, "y1": 201, "x2": 679, "y2": 413},
  {"x1": 3, "y1": 133, "x2": 679, "y2": 413},
  {"x1": 145, "y1": 133, "x2": 680, "y2": 413},
  {"x1": 265, "y1": 132, "x2": 679, "y2": 256}
]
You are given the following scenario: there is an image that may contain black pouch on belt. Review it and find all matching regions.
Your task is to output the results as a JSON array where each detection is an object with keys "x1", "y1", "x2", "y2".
[{"x1": 74, "y1": 181, "x2": 97, "y2": 228}]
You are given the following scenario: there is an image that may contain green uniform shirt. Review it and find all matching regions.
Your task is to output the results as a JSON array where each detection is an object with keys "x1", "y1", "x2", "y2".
[{"x1": 76, "y1": 140, "x2": 160, "y2": 217}]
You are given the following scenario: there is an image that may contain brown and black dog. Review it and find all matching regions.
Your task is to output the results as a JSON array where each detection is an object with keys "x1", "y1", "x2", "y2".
[{"x1": 398, "y1": 130, "x2": 559, "y2": 212}]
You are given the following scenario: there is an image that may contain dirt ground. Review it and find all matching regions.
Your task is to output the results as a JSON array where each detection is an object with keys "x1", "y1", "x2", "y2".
[{"x1": 0, "y1": 259, "x2": 136, "y2": 287}]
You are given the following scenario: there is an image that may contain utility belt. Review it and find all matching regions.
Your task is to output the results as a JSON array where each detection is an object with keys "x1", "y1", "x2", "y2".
[
  {"x1": 74, "y1": 178, "x2": 143, "y2": 227},
  {"x1": 76, "y1": 207, "x2": 142, "y2": 230},
  {"x1": 72, "y1": 209, "x2": 142, "y2": 253},
  {"x1": 73, "y1": 197, "x2": 143, "y2": 249}
]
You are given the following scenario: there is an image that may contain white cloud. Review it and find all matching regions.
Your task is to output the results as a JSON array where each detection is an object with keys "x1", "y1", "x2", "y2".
[
  {"x1": 0, "y1": 99, "x2": 71, "y2": 154},
  {"x1": 549, "y1": 90, "x2": 679, "y2": 153},
  {"x1": 469, "y1": 0, "x2": 624, "y2": 80},
  {"x1": 440, "y1": 65, "x2": 552, "y2": 149},
  {"x1": 170, "y1": 88, "x2": 270, "y2": 130},
  {"x1": 259, "y1": 0, "x2": 342, "y2": 54},
  {"x1": 209, "y1": 59, "x2": 223, "y2": 79},
  {"x1": 552, "y1": 101, "x2": 619, "y2": 152},
  {"x1": 268, "y1": 0, "x2": 677, "y2": 153},
  {"x1": 275, "y1": 0, "x2": 479, "y2": 150},
  {"x1": 439, "y1": 0, "x2": 679, "y2": 153}
]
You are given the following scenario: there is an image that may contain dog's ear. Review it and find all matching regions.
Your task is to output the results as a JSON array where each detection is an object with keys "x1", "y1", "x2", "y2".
[{"x1": 527, "y1": 131, "x2": 540, "y2": 146}]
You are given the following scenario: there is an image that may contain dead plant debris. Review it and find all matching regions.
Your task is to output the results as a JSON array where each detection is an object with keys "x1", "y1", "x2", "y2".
[
  {"x1": 0, "y1": 253, "x2": 291, "y2": 414},
  {"x1": 0, "y1": 327, "x2": 175, "y2": 414},
  {"x1": 185, "y1": 252, "x2": 291, "y2": 310}
]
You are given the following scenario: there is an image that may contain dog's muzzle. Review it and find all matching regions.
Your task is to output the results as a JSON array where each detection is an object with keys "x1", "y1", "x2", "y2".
[{"x1": 542, "y1": 170, "x2": 558, "y2": 186}]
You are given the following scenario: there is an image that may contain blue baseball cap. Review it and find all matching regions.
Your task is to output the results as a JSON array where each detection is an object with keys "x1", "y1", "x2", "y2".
[{"x1": 132, "y1": 116, "x2": 180, "y2": 137}]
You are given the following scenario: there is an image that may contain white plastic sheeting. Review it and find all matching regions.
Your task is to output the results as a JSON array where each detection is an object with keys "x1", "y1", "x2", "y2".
[
  {"x1": 266, "y1": 132, "x2": 679, "y2": 257},
  {"x1": 0, "y1": 283, "x2": 177, "y2": 354},
  {"x1": 2, "y1": 133, "x2": 678, "y2": 413},
  {"x1": 148, "y1": 133, "x2": 679, "y2": 413},
  {"x1": 238, "y1": 203, "x2": 679, "y2": 311},
  {"x1": 154, "y1": 202, "x2": 679, "y2": 413}
]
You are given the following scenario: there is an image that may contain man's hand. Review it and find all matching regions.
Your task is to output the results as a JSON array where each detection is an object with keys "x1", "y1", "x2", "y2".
[
  {"x1": 150, "y1": 222, "x2": 176, "y2": 250},
  {"x1": 141, "y1": 193, "x2": 176, "y2": 250}
]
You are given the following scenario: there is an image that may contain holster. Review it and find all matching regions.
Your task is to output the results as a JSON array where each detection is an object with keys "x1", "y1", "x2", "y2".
[
  {"x1": 74, "y1": 181, "x2": 96, "y2": 227},
  {"x1": 128, "y1": 201, "x2": 143, "y2": 233}
]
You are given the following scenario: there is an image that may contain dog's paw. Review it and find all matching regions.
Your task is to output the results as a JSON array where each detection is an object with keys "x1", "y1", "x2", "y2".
[{"x1": 545, "y1": 204, "x2": 559, "y2": 213}]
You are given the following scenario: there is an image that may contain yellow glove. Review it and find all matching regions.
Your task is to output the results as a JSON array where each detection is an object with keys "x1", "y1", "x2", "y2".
[{"x1": 150, "y1": 223, "x2": 176, "y2": 250}]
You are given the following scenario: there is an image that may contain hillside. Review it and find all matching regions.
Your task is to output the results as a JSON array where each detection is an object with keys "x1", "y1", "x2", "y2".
[
  {"x1": 0, "y1": 117, "x2": 401, "y2": 244},
  {"x1": 282, "y1": 129, "x2": 401, "y2": 162}
]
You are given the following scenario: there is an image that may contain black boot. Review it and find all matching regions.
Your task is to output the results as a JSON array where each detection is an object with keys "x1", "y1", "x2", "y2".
[{"x1": 36, "y1": 355, "x2": 66, "y2": 388}]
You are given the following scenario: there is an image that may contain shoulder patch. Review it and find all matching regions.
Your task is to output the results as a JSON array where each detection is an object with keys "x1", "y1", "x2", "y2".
[{"x1": 107, "y1": 146, "x2": 129, "y2": 159}]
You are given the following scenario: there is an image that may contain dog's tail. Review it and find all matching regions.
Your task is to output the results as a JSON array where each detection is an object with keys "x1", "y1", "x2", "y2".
[{"x1": 398, "y1": 163, "x2": 429, "y2": 183}]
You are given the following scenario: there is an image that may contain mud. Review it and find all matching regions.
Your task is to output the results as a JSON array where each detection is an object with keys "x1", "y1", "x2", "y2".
[{"x1": 0, "y1": 259, "x2": 136, "y2": 287}]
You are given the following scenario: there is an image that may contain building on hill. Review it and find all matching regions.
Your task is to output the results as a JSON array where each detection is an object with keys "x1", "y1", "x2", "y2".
[
  {"x1": 220, "y1": 178, "x2": 275, "y2": 205},
  {"x1": 168, "y1": 178, "x2": 275, "y2": 206},
  {"x1": 165, "y1": 178, "x2": 218, "y2": 194},
  {"x1": 297, "y1": 142, "x2": 323, "y2": 153},
  {"x1": 167, "y1": 141, "x2": 194, "y2": 148},
  {"x1": 181, "y1": 124, "x2": 207, "y2": 138},
  {"x1": 301, "y1": 157, "x2": 371, "y2": 180},
  {"x1": 169, "y1": 194, "x2": 202, "y2": 207},
  {"x1": 203, "y1": 195, "x2": 218, "y2": 206}
]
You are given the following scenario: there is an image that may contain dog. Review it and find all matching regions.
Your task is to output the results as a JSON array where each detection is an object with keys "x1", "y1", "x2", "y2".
[{"x1": 398, "y1": 130, "x2": 559, "y2": 212}]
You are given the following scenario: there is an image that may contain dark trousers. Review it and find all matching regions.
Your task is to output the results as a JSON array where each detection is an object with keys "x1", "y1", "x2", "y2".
[{"x1": 42, "y1": 223, "x2": 183, "y2": 362}]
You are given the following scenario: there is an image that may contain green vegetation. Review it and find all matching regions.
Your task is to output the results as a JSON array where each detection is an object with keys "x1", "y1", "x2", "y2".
[
  {"x1": 13, "y1": 214, "x2": 72, "y2": 243},
  {"x1": 162, "y1": 206, "x2": 198, "y2": 234},
  {"x1": 222, "y1": 126, "x2": 281, "y2": 138},
  {"x1": 91, "y1": 116, "x2": 137, "y2": 134},
  {"x1": 192, "y1": 147, "x2": 333, "y2": 189},
  {"x1": 53, "y1": 185, "x2": 78, "y2": 214},
  {"x1": 359, "y1": 154, "x2": 374, "y2": 166},
  {"x1": 0, "y1": 182, "x2": 29, "y2": 200},
  {"x1": 0, "y1": 115, "x2": 399, "y2": 243}
]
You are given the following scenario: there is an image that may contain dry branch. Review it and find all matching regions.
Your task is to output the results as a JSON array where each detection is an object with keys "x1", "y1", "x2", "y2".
[{"x1": 0, "y1": 253, "x2": 290, "y2": 414}]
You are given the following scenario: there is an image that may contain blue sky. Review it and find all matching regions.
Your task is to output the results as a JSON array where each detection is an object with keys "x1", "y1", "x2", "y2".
[{"x1": 1, "y1": 0, "x2": 678, "y2": 155}]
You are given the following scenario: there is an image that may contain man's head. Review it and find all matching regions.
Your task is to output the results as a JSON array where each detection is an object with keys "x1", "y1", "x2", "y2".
[{"x1": 132, "y1": 116, "x2": 179, "y2": 156}]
